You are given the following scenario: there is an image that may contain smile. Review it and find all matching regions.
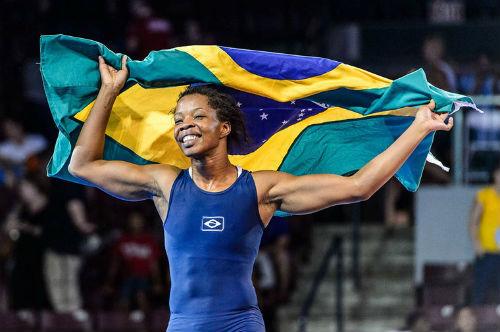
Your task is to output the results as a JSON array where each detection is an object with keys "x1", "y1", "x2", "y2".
[{"x1": 182, "y1": 135, "x2": 198, "y2": 143}]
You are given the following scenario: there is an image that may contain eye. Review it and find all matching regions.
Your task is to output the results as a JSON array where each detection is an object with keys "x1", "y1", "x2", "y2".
[
  {"x1": 194, "y1": 115, "x2": 205, "y2": 120},
  {"x1": 174, "y1": 119, "x2": 182, "y2": 125}
]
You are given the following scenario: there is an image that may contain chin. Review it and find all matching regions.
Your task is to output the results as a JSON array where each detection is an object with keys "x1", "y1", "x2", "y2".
[{"x1": 181, "y1": 146, "x2": 202, "y2": 158}]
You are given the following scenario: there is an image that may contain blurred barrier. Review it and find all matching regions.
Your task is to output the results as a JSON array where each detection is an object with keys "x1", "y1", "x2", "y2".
[
  {"x1": 463, "y1": 95, "x2": 500, "y2": 183},
  {"x1": 351, "y1": 204, "x2": 362, "y2": 292},
  {"x1": 298, "y1": 235, "x2": 344, "y2": 332}
]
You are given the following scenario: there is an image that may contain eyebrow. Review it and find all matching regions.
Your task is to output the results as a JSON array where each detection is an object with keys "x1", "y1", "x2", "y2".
[{"x1": 174, "y1": 107, "x2": 206, "y2": 116}]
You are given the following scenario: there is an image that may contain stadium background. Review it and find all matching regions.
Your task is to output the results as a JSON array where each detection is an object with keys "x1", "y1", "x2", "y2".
[{"x1": 1, "y1": 0, "x2": 500, "y2": 331}]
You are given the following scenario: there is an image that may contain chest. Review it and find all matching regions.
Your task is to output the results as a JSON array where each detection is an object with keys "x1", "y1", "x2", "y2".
[{"x1": 164, "y1": 183, "x2": 263, "y2": 256}]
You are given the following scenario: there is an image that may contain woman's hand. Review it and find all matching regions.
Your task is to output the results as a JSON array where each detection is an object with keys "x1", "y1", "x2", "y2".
[
  {"x1": 98, "y1": 55, "x2": 128, "y2": 95},
  {"x1": 413, "y1": 100, "x2": 454, "y2": 134}
]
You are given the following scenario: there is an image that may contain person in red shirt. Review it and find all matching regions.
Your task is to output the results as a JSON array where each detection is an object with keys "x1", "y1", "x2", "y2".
[
  {"x1": 105, "y1": 211, "x2": 162, "y2": 313},
  {"x1": 126, "y1": 0, "x2": 175, "y2": 59}
]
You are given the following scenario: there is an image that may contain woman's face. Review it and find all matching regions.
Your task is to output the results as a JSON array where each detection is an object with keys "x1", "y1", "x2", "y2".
[{"x1": 173, "y1": 94, "x2": 230, "y2": 158}]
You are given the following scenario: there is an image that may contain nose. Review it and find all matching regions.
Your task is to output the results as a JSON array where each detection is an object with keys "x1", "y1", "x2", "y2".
[{"x1": 179, "y1": 120, "x2": 195, "y2": 132}]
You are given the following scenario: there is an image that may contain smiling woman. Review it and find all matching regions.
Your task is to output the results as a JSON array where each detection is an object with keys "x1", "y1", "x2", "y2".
[
  {"x1": 174, "y1": 85, "x2": 250, "y2": 154},
  {"x1": 66, "y1": 55, "x2": 453, "y2": 332}
]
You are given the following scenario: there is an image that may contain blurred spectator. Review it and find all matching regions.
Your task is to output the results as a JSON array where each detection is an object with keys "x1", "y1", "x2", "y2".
[
  {"x1": 261, "y1": 216, "x2": 292, "y2": 303},
  {"x1": 181, "y1": 19, "x2": 215, "y2": 46},
  {"x1": 0, "y1": 118, "x2": 47, "y2": 174},
  {"x1": 384, "y1": 161, "x2": 450, "y2": 229},
  {"x1": 126, "y1": 0, "x2": 175, "y2": 59},
  {"x1": 405, "y1": 309, "x2": 431, "y2": 332},
  {"x1": 254, "y1": 216, "x2": 295, "y2": 332},
  {"x1": 4, "y1": 173, "x2": 50, "y2": 311},
  {"x1": 254, "y1": 249, "x2": 278, "y2": 332},
  {"x1": 384, "y1": 179, "x2": 412, "y2": 229},
  {"x1": 459, "y1": 54, "x2": 497, "y2": 96},
  {"x1": 459, "y1": 54, "x2": 499, "y2": 163},
  {"x1": 105, "y1": 211, "x2": 162, "y2": 314},
  {"x1": 422, "y1": 35, "x2": 457, "y2": 92},
  {"x1": 42, "y1": 179, "x2": 95, "y2": 313},
  {"x1": 288, "y1": 214, "x2": 313, "y2": 268},
  {"x1": 421, "y1": 34, "x2": 456, "y2": 181},
  {"x1": 469, "y1": 162, "x2": 500, "y2": 304},
  {"x1": 384, "y1": 37, "x2": 457, "y2": 227},
  {"x1": 451, "y1": 306, "x2": 477, "y2": 332}
]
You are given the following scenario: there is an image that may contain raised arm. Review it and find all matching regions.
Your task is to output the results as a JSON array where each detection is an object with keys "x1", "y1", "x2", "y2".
[
  {"x1": 256, "y1": 100, "x2": 453, "y2": 216},
  {"x1": 68, "y1": 56, "x2": 178, "y2": 201}
]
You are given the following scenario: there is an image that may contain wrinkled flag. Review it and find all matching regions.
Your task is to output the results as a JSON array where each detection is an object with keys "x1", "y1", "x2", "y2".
[{"x1": 40, "y1": 34, "x2": 476, "y2": 193}]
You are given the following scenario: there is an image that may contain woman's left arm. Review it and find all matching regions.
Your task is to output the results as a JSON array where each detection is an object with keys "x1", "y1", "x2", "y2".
[{"x1": 262, "y1": 100, "x2": 453, "y2": 215}]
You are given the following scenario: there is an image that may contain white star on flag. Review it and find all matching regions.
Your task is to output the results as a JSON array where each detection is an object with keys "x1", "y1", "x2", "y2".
[
  {"x1": 281, "y1": 120, "x2": 289, "y2": 125},
  {"x1": 260, "y1": 113, "x2": 268, "y2": 120},
  {"x1": 290, "y1": 100, "x2": 296, "y2": 104},
  {"x1": 236, "y1": 102, "x2": 242, "y2": 107}
]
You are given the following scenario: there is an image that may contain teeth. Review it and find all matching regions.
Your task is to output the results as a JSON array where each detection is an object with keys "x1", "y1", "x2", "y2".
[{"x1": 182, "y1": 135, "x2": 197, "y2": 143}]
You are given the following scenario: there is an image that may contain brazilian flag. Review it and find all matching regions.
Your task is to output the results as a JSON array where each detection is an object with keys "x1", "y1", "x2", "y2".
[{"x1": 40, "y1": 34, "x2": 475, "y2": 192}]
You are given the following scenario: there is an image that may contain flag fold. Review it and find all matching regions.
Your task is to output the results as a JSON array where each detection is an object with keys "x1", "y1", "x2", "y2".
[{"x1": 40, "y1": 34, "x2": 474, "y2": 194}]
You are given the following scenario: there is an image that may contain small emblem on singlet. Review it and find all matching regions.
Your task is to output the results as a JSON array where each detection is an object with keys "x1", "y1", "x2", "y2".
[{"x1": 202, "y1": 216, "x2": 224, "y2": 231}]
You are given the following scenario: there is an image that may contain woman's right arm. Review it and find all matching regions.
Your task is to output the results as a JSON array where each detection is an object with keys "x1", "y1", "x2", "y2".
[
  {"x1": 469, "y1": 198, "x2": 484, "y2": 257},
  {"x1": 68, "y1": 56, "x2": 178, "y2": 201}
]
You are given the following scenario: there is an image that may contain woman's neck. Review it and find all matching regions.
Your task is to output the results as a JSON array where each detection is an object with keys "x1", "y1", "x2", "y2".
[{"x1": 190, "y1": 153, "x2": 236, "y2": 191}]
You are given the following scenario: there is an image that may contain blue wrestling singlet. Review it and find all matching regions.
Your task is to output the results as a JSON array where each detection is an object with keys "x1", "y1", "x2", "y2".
[{"x1": 164, "y1": 167, "x2": 266, "y2": 332}]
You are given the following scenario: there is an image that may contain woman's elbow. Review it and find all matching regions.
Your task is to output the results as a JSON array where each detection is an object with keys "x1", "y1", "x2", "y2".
[
  {"x1": 68, "y1": 153, "x2": 89, "y2": 178},
  {"x1": 67, "y1": 161, "x2": 82, "y2": 178},
  {"x1": 351, "y1": 180, "x2": 373, "y2": 202}
]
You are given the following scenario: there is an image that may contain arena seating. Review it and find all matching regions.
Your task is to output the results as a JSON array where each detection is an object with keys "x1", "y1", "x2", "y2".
[
  {"x1": 95, "y1": 311, "x2": 148, "y2": 332},
  {"x1": 40, "y1": 311, "x2": 92, "y2": 332},
  {"x1": 0, "y1": 311, "x2": 37, "y2": 332}
]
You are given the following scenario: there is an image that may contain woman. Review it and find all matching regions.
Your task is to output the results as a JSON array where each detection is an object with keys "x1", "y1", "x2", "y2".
[
  {"x1": 68, "y1": 56, "x2": 453, "y2": 331},
  {"x1": 5, "y1": 174, "x2": 50, "y2": 311},
  {"x1": 469, "y1": 163, "x2": 500, "y2": 304}
]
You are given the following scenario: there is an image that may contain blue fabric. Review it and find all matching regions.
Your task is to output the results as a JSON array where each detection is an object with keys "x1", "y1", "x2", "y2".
[
  {"x1": 167, "y1": 308, "x2": 265, "y2": 332},
  {"x1": 472, "y1": 253, "x2": 500, "y2": 304},
  {"x1": 164, "y1": 169, "x2": 265, "y2": 331},
  {"x1": 222, "y1": 87, "x2": 326, "y2": 154},
  {"x1": 221, "y1": 47, "x2": 340, "y2": 80}
]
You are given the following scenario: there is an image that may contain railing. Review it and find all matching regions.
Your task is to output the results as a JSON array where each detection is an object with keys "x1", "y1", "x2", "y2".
[
  {"x1": 459, "y1": 95, "x2": 500, "y2": 184},
  {"x1": 351, "y1": 203, "x2": 362, "y2": 291},
  {"x1": 298, "y1": 235, "x2": 344, "y2": 332}
]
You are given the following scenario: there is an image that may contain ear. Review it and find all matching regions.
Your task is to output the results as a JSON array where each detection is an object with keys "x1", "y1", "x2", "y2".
[{"x1": 220, "y1": 122, "x2": 231, "y2": 139}]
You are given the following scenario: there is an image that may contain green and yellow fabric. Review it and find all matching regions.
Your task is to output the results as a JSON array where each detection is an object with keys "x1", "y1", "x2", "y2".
[{"x1": 40, "y1": 34, "x2": 474, "y2": 193}]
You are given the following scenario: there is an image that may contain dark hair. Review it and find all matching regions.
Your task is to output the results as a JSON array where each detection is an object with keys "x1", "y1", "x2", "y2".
[{"x1": 176, "y1": 85, "x2": 249, "y2": 152}]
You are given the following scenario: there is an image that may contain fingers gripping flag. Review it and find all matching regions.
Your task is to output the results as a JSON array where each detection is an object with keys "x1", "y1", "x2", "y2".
[{"x1": 40, "y1": 34, "x2": 476, "y2": 193}]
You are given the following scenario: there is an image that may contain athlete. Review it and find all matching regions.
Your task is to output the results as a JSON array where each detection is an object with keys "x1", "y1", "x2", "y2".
[{"x1": 68, "y1": 56, "x2": 453, "y2": 331}]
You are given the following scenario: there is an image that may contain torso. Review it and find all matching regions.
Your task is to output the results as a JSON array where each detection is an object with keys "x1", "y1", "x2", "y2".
[{"x1": 163, "y1": 168, "x2": 264, "y2": 315}]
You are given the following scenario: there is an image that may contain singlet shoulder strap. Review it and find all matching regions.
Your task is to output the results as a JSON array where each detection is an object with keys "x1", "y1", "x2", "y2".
[{"x1": 188, "y1": 165, "x2": 243, "y2": 178}]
